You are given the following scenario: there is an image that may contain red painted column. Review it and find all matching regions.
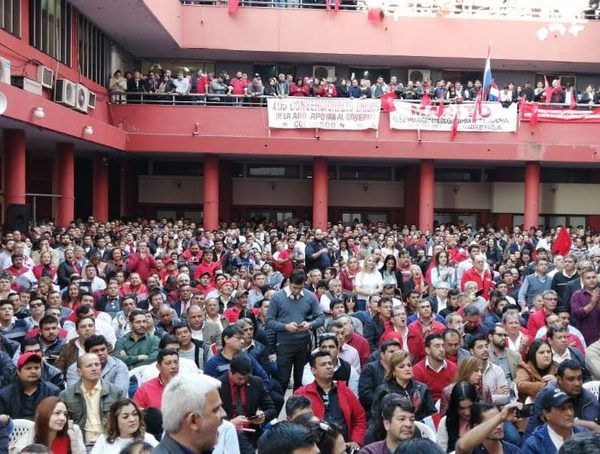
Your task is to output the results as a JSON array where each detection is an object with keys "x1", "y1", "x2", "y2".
[
  {"x1": 92, "y1": 154, "x2": 109, "y2": 222},
  {"x1": 312, "y1": 157, "x2": 329, "y2": 230},
  {"x1": 4, "y1": 129, "x2": 27, "y2": 217},
  {"x1": 55, "y1": 143, "x2": 75, "y2": 227},
  {"x1": 419, "y1": 160, "x2": 435, "y2": 232},
  {"x1": 403, "y1": 164, "x2": 420, "y2": 227},
  {"x1": 203, "y1": 155, "x2": 220, "y2": 231},
  {"x1": 524, "y1": 162, "x2": 540, "y2": 230}
]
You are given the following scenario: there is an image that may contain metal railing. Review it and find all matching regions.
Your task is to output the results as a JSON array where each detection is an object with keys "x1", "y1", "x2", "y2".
[
  {"x1": 111, "y1": 92, "x2": 599, "y2": 109},
  {"x1": 180, "y1": 0, "x2": 600, "y2": 21}
]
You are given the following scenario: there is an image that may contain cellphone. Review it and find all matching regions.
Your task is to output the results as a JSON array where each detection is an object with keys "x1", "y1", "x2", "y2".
[{"x1": 516, "y1": 404, "x2": 535, "y2": 418}]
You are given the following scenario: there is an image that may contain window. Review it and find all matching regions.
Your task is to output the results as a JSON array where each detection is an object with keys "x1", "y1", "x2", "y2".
[
  {"x1": 29, "y1": 0, "x2": 71, "y2": 65},
  {"x1": 0, "y1": 0, "x2": 20, "y2": 36},
  {"x1": 303, "y1": 165, "x2": 336, "y2": 180},
  {"x1": 152, "y1": 161, "x2": 203, "y2": 176},
  {"x1": 247, "y1": 164, "x2": 300, "y2": 178},
  {"x1": 435, "y1": 168, "x2": 481, "y2": 182},
  {"x1": 339, "y1": 166, "x2": 391, "y2": 181},
  {"x1": 78, "y1": 15, "x2": 110, "y2": 86}
]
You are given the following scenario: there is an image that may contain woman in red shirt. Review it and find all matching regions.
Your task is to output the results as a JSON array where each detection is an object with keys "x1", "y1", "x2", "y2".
[{"x1": 13, "y1": 396, "x2": 85, "y2": 453}]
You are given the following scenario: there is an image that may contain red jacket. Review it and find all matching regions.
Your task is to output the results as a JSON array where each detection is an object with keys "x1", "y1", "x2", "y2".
[
  {"x1": 406, "y1": 319, "x2": 446, "y2": 362},
  {"x1": 527, "y1": 308, "x2": 550, "y2": 339},
  {"x1": 127, "y1": 253, "x2": 156, "y2": 281},
  {"x1": 294, "y1": 381, "x2": 366, "y2": 445},
  {"x1": 460, "y1": 267, "x2": 493, "y2": 300}
]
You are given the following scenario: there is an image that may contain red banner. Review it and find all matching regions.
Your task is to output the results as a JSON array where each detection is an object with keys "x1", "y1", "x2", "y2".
[{"x1": 520, "y1": 104, "x2": 600, "y2": 123}]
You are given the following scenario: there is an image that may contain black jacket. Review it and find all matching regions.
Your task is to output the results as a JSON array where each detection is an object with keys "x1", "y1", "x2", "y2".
[
  {"x1": 358, "y1": 360, "x2": 386, "y2": 411},
  {"x1": 364, "y1": 315, "x2": 386, "y2": 352},
  {"x1": 0, "y1": 379, "x2": 61, "y2": 419},
  {"x1": 218, "y1": 373, "x2": 276, "y2": 424}
]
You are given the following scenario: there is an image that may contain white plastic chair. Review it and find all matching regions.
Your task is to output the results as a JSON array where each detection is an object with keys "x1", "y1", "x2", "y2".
[
  {"x1": 583, "y1": 380, "x2": 600, "y2": 400},
  {"x1": 415, "y1": 420, "x2": 437, "y2": 442},
  {"x1": 128, "y1": 365, "x2": 155, "y2": 385},
  {"x1": 9, "y1": 419, "x2": 34, "y2": 450}
]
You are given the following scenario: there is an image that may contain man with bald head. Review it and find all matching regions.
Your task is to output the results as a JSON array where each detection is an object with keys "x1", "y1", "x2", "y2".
[{"x1": 60, "y1": 353, "x2": 125, "y2": 444}]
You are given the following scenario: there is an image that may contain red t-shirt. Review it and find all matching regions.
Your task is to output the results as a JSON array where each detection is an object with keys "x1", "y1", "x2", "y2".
[{"x1": 230, "y1": 78, "x2": 248, "y2": 95}]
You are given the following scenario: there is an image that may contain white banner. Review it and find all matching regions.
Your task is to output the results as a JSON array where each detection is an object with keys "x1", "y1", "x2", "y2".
[
  {"x1": 267, "y1": 98, "x2": 381, "y2": 130},
  {"x1": 390, "y1": 101, "x2": 518, "y2": 132}
]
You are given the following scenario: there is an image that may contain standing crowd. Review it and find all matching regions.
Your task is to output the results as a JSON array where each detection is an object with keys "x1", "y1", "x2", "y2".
[{"x1": 2, "y1": 218, "x2": 600, "y2": 453}]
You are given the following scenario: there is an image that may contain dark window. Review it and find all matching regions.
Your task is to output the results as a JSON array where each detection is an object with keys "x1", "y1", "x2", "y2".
[
  {"x1": 29, "y1": 0, "x2": 71, "y2": 65},
  {"x1": 78, "y1": 15, "x2": 110, "y2": 86},
  {"x1": 435, "y1": 168, "x2": 481, "y2": 182},
  {"x1": 340, "y1": 166, "x2": 391, "y2": 181},
  {"x1": 0, "y1": 0, "x2": 20, "y2": 36},
  {"x1": 303, "y1": 165, "x2": 336, "y2": 180},
  {"x1": 247, "y1": 164, "x2": 300, "y2": 178},
  {"x1": 152, "y1": 161, "x2": 203, "y2": 176}
]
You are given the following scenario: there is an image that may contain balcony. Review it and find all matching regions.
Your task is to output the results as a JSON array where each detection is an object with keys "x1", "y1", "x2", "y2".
[{"x1": 109, "y1": 95, "x2": 600, "y2": 162}]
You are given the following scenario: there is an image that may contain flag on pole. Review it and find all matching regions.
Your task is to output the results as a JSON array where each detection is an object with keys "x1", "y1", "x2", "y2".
[
  {"x1": 472, "y1": 90, "x2": 482, "y2": 122},
  {"x1": 489, "y1": 81, "x2": 499, "y2": 101},
  {"x1": 380, "y1": 92, "x2": 396, "y2": 112},
  {"x1": 544, "y1": 76, "x2": 552, "y2": 103},
  {"x1": 228, "y1": 0, "x2": 240, "y2": 13},
  {"x1": 570, "y1": 90, "x2": 577, "y2": 109},
  {"x1": 420, "y1": 94, "x2": 432, "y2": 108},
  {"x1": 530, "y1": 103, "x2": 539, "y2": 127},
  {"x1": 482, "y1": 44, "x2": 493, "y2": 99}
]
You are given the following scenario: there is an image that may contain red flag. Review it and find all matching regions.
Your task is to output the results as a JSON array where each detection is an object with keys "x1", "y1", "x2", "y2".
[
  {"x1": 368, "y1": 7, "x2": 384, "y2": 21},
  {"x1": 420, "y1": 94, "x2": 431, "y2": 108},
  {"x1": 450, "y1": 111, "x2": 459, "y2": 140},
  {"x1": 530, "y1": 103, "x2": 539, "y2": 127},
  {"x1": 334, "y1": 0, "x2": 340, "y2": 12},
  {"x1": 544, "y1": 76, "x2": 552, "y2": 103},
  {"x1": 228, "y1": 0, "x2": 240, "y2": 13},
  {"x1": 380, "y1": 92, "x2": 396, "y2": 112},
  {"x1": 570, "y1": 90, "x2": 577, "y2": 110},
  {"x1": 437, "y1": 96, "x2": 445, "y2": 118},
  {"x1": 551, "y1": 226, "x2": 572, "y2": 256},
  {"x1": 450, "y1": 108, "x2": 458, "y2": 140}
]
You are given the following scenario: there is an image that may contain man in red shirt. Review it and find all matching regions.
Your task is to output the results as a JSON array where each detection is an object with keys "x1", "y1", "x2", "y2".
[
  {"x1": 133, "y1": 348, "x2": 180, "y2": 410},
  {"x1": 193, "y1": 249, "x2": 221, "y2": 283},
  {"x1": 337, "y1": 314, "x2": 370, "y2": 368},
  {"x1": 461, "y1": 254, "x2": 493, "y2": 301},
  {"x1": 527, "y1": 289, "x2": 559, "y2": 339},
  {"x1": 127, "y1": 241, "x2": 155, "y2": 282},
  {"x1": 406, "y1": 300, "x2": 446, "y2": 362},
  {"x1": 229, "y1": 71, "x2": 249, "y2": 106},
  {"x1": 412, "y1": 333, "x2": 457, "y2": 401},
  {"x1": 224, "y1": 290, "x2": 250, "y2": 324}
]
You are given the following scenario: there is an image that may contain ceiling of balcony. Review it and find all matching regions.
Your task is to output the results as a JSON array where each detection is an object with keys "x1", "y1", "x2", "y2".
[{"x1": 67, "y1": 1, "x2": 600, "y2": 74}]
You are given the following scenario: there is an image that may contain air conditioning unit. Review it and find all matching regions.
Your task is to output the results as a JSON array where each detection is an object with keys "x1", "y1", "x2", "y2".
[
  {"x1": 11, "y1": 76, "x2": 43, "y2": 96},
  {"x1": 88, "y1": 91, "x2": 97, "y2": 110},
  {"x1": 75, "y1": 84, "x2": 89, "y2": 112},
  {"x1": 0, "y1": 57, "x2": 10, "y2": 84},
  {"x1": 312, "y1": 65, "x2": 336, "y2": 81},
  {"x1": 36, "y1": 65, "x2": 54, "y2": 89},
  {"x1": 408, "y1": 69, "x2": 431, "y2": 83},
  {"x1": 54, "y1": 79, "x2": 76, "y2": 107}
]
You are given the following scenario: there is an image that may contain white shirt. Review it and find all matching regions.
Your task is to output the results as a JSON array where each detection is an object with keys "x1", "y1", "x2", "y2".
[
  {"x1": 547, "y1": 424, "x2": 570, "y2": 451},
  {"x1": 301, "y1": 357, "x2": 360, "y2": 396},
  {"x1": 90, "y1": 432, "x2": 158, "y2": 454},
  {"x1": 339, "y1": 343, "x2": 361, "y2": 372},
  {"x1": 213, "y1": 420, "x2": 241, "y2": 454}
]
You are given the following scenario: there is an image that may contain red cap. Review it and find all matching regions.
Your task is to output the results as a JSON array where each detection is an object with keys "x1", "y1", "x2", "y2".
[
  {"x1": 218, "y1": 280, "x2": 235, "y2": 289},
  {"x1": 17, "y1": 352, "x2": 42, "y2": 369}
]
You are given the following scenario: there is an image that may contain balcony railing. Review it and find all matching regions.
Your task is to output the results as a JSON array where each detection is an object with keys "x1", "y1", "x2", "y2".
[
  {"x1": 111, "y1": 92, "x2": 597, "y2": 109},
  {"x1": 181, "y1": 0, "x2": 599, "y2": 21}
]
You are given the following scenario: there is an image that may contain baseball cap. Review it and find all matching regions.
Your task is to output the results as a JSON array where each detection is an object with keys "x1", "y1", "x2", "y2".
[
  {"x1": 542, "y1": 389, "x2": 574, "y2": 411},
  {"x1": 234, "y1": 290, "x2": 249, "y2": 299},
  {"x1": 17, "y1": 352, "x2": 42, "y2": 369}
]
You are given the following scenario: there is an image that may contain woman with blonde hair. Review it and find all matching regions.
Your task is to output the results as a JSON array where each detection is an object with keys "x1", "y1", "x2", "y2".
[
  {"x1": 439, "y1": 356, "x2": 491, "y2": 415},
  {"x1": 91, "y1": 398, "x2": 158, "y2": 453},
  {"x1": 372, "y1": 350, "x2": 437, "y2": 422},
  {"x1": 354, "y1": 254, "x2": 383, "y2": 311}
]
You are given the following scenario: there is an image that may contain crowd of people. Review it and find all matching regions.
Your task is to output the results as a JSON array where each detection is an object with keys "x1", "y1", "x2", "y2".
[
  {"x1": 2, "y1": 218, "x2": 600, "y2": 453},
  {"x1": 109, "y1": 68, "x2": 598, "y2": 107}
]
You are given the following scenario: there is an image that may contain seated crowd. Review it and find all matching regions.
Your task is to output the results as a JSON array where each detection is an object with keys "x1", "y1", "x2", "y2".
[
  {"x1": 1, "y1": 219, "x2": 600, "y2": 453},
  {"x1": 109, "y1": 68, "x2": 599, "y2": 107}
]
